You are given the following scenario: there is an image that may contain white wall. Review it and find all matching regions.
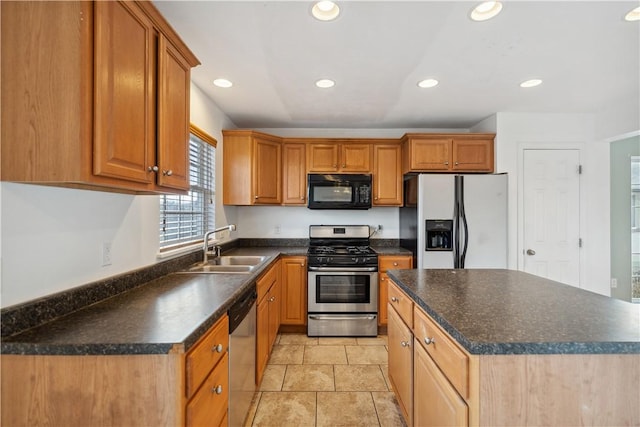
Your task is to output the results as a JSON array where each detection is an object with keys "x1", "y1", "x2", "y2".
[
  {"x1": 473, "y1": 112, "x2": 611, "y2": 296},
  {"x1": 0, "y1": 82, "x2": 236, "y2": 308},
  {"x1": 236, "y1": 206, "x2": 398, "y2": 239}
]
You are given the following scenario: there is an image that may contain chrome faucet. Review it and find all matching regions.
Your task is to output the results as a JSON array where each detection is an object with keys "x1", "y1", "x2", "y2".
[{"x1": 203, "y1": 224, "x2": 236, "y2": 263}]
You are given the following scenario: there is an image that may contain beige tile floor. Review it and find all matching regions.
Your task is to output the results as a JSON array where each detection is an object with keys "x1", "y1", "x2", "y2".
[{"x1": 245, "y1": 334, "x2": 406, "y2": 427}]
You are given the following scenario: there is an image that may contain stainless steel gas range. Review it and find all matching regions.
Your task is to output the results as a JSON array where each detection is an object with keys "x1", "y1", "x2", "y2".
[{"x1": 306, "y1": 225, "x2": 378, "y2": 337}]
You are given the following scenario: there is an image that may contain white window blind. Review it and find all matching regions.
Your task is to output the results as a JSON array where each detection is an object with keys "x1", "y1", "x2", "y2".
[{"x1": 159, "y1": 132, "x2": 215, "y2": 248}]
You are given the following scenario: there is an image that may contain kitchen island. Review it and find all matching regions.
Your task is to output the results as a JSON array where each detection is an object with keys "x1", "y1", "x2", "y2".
[{"x1": 386, "y1": 268, "x2": 640, "y2": 426}]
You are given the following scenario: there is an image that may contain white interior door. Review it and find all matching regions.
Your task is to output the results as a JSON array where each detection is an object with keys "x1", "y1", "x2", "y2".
[{"x1": 523, "y1": 149, "x2": 581, "y2": 287}]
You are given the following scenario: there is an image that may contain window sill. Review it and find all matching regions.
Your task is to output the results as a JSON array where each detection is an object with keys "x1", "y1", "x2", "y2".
[{"x1": 156, "y1": 242, "x2": 202, "y2": 260}]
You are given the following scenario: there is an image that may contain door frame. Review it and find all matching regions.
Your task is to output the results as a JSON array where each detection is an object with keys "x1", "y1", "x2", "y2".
[{"x1": 517, "y1": 142, "x2": 585, "y2": 288}]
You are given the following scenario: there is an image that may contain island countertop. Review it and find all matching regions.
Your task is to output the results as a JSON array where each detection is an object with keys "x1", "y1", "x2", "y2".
[{"x1": 387, "y1": 268, "x2": 640, "y2": 355}]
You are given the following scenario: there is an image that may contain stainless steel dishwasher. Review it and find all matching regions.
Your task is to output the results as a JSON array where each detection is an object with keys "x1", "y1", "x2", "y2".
[{"x1": 228, "y1": 285, "x2": 257, "y2": 427}]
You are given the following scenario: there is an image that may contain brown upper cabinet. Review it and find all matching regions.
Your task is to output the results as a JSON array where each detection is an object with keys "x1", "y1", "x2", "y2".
[
  {"x1": 373, "y1": 143, "x2": 403, "y2": 206},
  {"x1": 223, "y1": 130, "x2": 282, "y2": 205},
  {"x1": 402, "y1": 134, "x2": 495, "y2": 174},
  {"x1": 282, "y1": 142, "x2": 307, "y2": 205},
  {"x1": 1, "y1": 1, "x2": 199, "y2": 194},
  {"x1": 307, "y1": 141, "x2": 372, "y2": 173}
]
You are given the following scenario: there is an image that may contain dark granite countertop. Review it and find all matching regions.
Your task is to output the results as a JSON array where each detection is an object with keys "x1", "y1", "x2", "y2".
[
  {"x1": 387, "y1": 269, "x2": 640, "y2": 355},
  {"x1": 2, "y1": 247, "x2": 307, "y2": 356},
  {"x1": 372, "y1": 246, "x2": 413, "y2": 256}
]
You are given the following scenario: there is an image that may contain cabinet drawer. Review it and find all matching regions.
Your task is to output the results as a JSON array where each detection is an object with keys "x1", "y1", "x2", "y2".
[
  {"x1": 257, "y1": 263, "x2": 278, "y2": 302},
  {"x1": 414, "y1": 307, "x2": 469, "y2": 398},
  {"x1": 379, "y1": 256, "x2": 412, "y2": 272},
  {"x1": 185, "y1": 315, "x2": 229, "y2": 398},
  {"x1": 186, "y1": 352, "x2": 229, "y2": 427},
  {"x1": 388, "y1": 280, "x2": 413, "y2": 328}
]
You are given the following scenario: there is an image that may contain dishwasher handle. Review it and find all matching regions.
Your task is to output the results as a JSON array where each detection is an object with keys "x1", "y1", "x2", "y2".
[{"x1": 229, "y1": 285, "x2": 257, "y2": 333}]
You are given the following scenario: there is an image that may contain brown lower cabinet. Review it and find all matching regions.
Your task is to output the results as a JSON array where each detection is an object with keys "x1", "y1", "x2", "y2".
[
  {"x1": 1, "y1": 314, "x2": 230, "y2": 427},
  {"x1": 256, "y1": 260, "x2": 281, "y2": 385},
  {"x1": 280, "y1": 256, "x2": 307, "y2": 326},
  {"x1": 387, "y1": 302, "x2": 413, "y2": 426},
  {"x1": 378, "y1": 255, "x2": 412, "y2": 326}
]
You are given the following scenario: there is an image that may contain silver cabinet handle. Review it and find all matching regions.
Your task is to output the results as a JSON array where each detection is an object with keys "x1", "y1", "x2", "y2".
[
  {"x1": 269, "y1": 296, "x2": 275, "y2": 302},
  {"x1": 212, "y1": 344, "x2": 223, "y2": 353},
  {"x1": 455, "y1": 162, "x2": 459, "y2": 166},
  {"x1": 212, "y1": 385, "x2": 223, "y2": 394},
  {"x1": 254, "y1": 195, "x2": 259, "y2": 199},
  {"x1": 162, "y1": 169, "x2": 173, "y2": 176},
  {"x1": 444, "y1": 161, "x2": 449, "y2": 165},
  {"x1": 424, "y1": 337, "x2": 435, "y2": 345},
  {"x1": 391, "y1": 297, "x2": 398, "y2": 302},
  {"x1": 526, "y1": 249, "x2": 536, "y2": 256},
  {"x1": 147, "y1": 165, "x2": 158, "y2": 172},
  {"x1": 393, "y1": 262, "x2": 398, "y2": 266},
  {"x1": 401, "y1": 340, "x2": 411, "y2": 348}
]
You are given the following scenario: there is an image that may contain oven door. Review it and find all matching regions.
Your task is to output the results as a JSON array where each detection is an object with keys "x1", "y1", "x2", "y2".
[{"x1": 308, "y1": 268, "x2": 378, "y2": 313}]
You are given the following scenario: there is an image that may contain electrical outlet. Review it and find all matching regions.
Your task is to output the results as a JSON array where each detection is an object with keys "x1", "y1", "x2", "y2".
[
  {"x1": 611, "y1": 278, "x2": 618, "y2": 288},
  {"x1": 378, "y1": 224, "x2": 383, "y2": 230},
  {"x1": 274, "y1": 224, "x2": 281, "y2": 235},
  {"x1": 102, "y1": 242, "x2": 112, "y2": 266}
]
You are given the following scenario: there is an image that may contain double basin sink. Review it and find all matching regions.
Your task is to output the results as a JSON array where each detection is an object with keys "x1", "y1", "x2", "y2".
[{"x1": 179, "y1": 255, "x2": 269, "y2": 274}]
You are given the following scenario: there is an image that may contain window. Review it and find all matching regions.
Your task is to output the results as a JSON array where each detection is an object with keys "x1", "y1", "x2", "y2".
[{"x1": 159, "y1": 125, "x2": 216, "y2": 249}]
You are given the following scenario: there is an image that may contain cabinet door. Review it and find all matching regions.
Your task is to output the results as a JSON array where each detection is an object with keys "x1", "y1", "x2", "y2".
[
  {"x1": 452, "y1": 139, "x2": 494, "y2": 172},
  {"x1": 268, "y1": 279, "x2": 281, "y2": 351},
  {"x1": 256, "y1": 297, "x2": 270, "y2": 385},
  {"x1": 280, "y1": 256, "x2": 307, "y2": 325},
  {"x1": 93, "y1": 0, "x2": 155, "y2": 185},
  {"x1": 254, "y1": 137, "x2": 282, "y2": 204},
  {"x1": 282, "y1": 143, "x2": 307, "y2": 205},
  {"x1": 307, "y1": 143, "x2": 339, "y2": 172},
  {"x1": 373, "y1": 144, "x2": 402, "y2": 205},
  {"x1": 387, "y1": 304, "x2": 413, "y2": 426},
  {"x1": 408, "y1": 138, "x2": 452, "y2": 171},
  {"x1": 414, "y1": 340, "x2": 468, "y2": 427},
  {"x1": 341, "y1": 143, "x2": 371, "y2": 172},
  {"x1": 156, "y1": 34, "x2": 191, "y2": 190},
  {"x1": 186, "y1": 353, "x2": 229, "y2": 427},
  {"x1": 378, "y1": 256, "x2": 412, "y2": 326}
]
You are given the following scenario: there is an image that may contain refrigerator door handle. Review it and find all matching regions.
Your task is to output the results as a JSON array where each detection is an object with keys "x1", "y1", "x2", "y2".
[
  {"x1": 460, "y1": 187, "x2": 469, "y2": 268},
  {"x1": 453, "y1": 176, "x2": 460, "y2": 268}
]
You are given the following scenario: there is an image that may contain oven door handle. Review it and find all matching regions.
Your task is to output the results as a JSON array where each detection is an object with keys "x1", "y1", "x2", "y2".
[
  {"x1": 308, "y1": 266, "x2": 378, "y2": 272},
  {"x1": 308, "y1": 315, "x2": 377, "y2": 321}
]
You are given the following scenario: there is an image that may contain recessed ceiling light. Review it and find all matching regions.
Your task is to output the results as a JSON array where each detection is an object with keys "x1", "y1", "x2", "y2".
[
  {"x1": 213, "y1": 78, "x2": 233, "y2": 88},
  {"x1": 417, "y1": 79, "x2": 439, "y2": 88},
  {"x1": 520, "y1": 79, "x2": 542, "y2": 88},
  {"x1": 315, "y1": 78, "x2": 335, "y2": 88},
  {"x1": 470, "y1": 1, "x2": 503, "y2": 22},
  {"x1": 624, "y1": 6, "x2": 640, "y2": 21},
  {"x1": 312, "y1": 1, "x2": 340, "y2": 21}
]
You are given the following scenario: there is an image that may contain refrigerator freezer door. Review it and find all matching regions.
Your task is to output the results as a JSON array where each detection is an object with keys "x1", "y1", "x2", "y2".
[
  {"x1": 459, "y1": 174, "x2": 508, "y2": 268},
  {"x1": 418, "y1": 175, "x2": 455, "y2": 268}
]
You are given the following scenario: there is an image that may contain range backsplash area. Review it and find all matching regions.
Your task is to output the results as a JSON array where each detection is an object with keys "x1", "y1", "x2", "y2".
[{"x1": 235, "y1": 206, "x2": 399, "y2": 239}]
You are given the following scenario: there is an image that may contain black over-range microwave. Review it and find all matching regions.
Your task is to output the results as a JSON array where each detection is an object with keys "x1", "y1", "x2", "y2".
[{"x1": 307, "y1": 174, "x2": 372, "y2": 209}]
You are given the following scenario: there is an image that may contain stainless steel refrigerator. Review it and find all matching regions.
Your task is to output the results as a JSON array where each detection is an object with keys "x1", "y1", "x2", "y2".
[{"x1": 399, "y1": 174, "x2": 508, "y2": 269}]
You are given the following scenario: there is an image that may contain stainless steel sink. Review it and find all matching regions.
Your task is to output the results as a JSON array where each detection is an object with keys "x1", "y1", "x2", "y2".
[
  {"x1": 208, "y1": 256, "x2": 268, "y2": 266},
  {"x1": 183, "y1": 264, "x2": 257, "y2": 274},
  {"x1": 177, "y1": 255, "x2": 269, "y2": 274}
]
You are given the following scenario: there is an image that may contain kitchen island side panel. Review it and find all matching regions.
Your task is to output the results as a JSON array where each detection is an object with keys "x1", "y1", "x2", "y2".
[{"x1": 478, "y1": 353, "x2": 640, "y2": 426}]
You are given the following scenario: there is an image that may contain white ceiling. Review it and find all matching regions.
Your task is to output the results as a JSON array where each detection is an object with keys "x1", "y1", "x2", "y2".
[{"x1": 154, "y1": 1, "x2": 640, "y2": 129}]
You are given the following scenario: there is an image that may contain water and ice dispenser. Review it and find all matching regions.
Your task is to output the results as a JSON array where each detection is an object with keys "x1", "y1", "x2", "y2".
[{"x1": 425, "y1": 220, "x2": 453, "y2": 251}]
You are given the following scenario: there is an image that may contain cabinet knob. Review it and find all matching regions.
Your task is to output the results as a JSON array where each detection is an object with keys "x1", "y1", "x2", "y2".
[
  {"x1": 401, "y1": 340, "x2": 411, "y2": 348},
  {"x1": 212, "y1": 385, "x2": 223, "y2": 395},
  {"x1": 381, "y1": 277, "x2": 386, "y2": 281},
  {"x1": 162, "y1": 169, "x2": 173, "y2": 176},
  {"x1": 301, "y1": 263, "x2": 305, "y2": 267},
  {"x1": 391, "y1": 297, "x2": 398, "y2": 302},
  {"x1": 332, "y1": 164, "x2": 337, "y2": 168},
  {"x1": 300, "y1": 197, "x2": 305, "y2": 200},
  {"x1": 393, "y1": 262, "x2": 398, "y2": 266},
  {"x1": 269, "y1": 296, "x2": 275, "y2": 302},
  {"x1": 254, "y1": 196, "x2": 259, "y2": 200},
  {"x1": 374, "y1": 197, "x2": 378, "y2": 200},
  {"x1": 455, "y1": 162, "x2": 459, "y2": 166},
  {"x1": 342, "y1": 164, "x2": 346, "y2": 168},
  {"x1": 212, "y1": 344, "x2": 223, "y2": 353},
  {"x1": 444, "y1": 161, "x2": 449, "y2": 166},
  {"x1": 424, "y1": 337, "x2": 435, "y2": 345},
  {"x1": 147, "y1": 166, "x2": 159, "y2": 173}
]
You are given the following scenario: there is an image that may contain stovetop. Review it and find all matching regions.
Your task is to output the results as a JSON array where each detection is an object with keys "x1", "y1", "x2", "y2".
[{"x1": 307, "y1": 225, "x2": 378, "y2": 268}]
